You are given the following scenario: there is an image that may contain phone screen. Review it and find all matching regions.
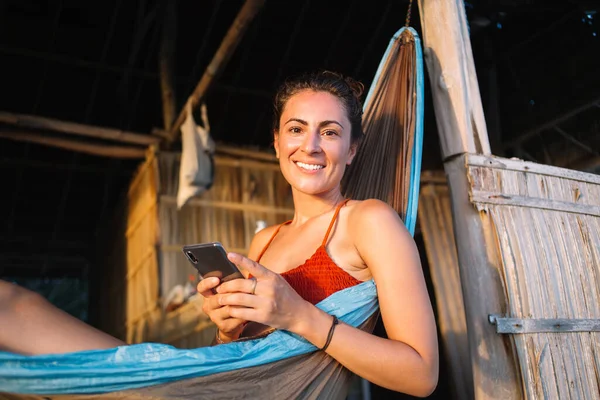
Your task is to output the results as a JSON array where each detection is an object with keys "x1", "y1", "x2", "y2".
[{"x1": 182, "y1": 242, "x2": 244, "y2": 284}]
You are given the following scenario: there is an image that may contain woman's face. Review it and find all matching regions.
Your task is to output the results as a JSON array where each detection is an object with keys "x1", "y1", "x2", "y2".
[{"x1": 274, "y1": 90, "x2": 356, "y2": 197}]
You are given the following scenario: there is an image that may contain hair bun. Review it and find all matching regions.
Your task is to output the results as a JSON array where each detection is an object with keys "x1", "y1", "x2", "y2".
[{"x1": 345, "y1": 77, "x2": 364, "y2": 100}]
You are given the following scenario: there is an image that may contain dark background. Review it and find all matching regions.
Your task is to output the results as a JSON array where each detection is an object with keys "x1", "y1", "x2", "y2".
[{"x1": 0, "y1": 1, "x2": 598, "y2": 398}]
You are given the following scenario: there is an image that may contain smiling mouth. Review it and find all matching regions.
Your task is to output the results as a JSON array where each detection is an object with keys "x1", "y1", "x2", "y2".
[{"x1": 295, "y1": 161, "x2": 325, "y2": 171}]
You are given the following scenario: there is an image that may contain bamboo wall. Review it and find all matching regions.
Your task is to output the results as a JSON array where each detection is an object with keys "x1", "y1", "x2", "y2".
[
  {"x1": 97, "y1": 149, "x2": 293, "y2": 346},
  {"x1": 137, "y1": 150, "x2": 292, "y2": 347},
  {"x1": 123, "y1": 152, "x2": 161, "y2": 344},
  {"x1": 464, "y1": 154, "x2": 600, "y2": 399},
  {"x1": 156, "y1": 152, "x2": 294, "y2": 304},
  {"x1": 94, "y1": 150, "x2": 159, "y2": 342},
  {"x1": 419, "y1": 171, "x2": 473, "y2": 400}
]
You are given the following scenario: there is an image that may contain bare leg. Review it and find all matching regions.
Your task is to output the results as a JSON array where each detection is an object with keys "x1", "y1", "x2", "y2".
[{"x1": 0, "y1": 280, "x2": 124, "y2": 355}]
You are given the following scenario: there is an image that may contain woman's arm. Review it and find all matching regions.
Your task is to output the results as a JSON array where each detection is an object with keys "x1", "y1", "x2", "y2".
[
  {"x1": 292, "y1": 199, "x2": 439, "y2": 396},
  {"x1": 217, "y1": 200, "x2": 438, "y2": 396}
]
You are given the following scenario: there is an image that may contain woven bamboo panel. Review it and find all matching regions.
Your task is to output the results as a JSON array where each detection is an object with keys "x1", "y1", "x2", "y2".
[
  {"x1": 419, "y1": 171, "x2": 473, "y2": 400},
  {"x1": 466, "y1": 154, "x2": 600, "y2": 400},
  {"x1": 156, "y1": 152, "x2": 293, "y2": 299},
  {"x1": 142, "y1": 152, "x2": 293, "y2": 346},
  {"x1": 124, "y1": 152, "x2": 160, "y2": 344}
]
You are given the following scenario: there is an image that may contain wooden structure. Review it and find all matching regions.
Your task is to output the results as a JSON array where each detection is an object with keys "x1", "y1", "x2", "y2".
[
  {"x1": 418, "y1": 1, "x2": 600, "y2": 399},
  {"x1": 96, "y1": 148, "x2": 293, "y2": 347},
  {"x1": 419, "y1": 171, "x2": 472, "y2": 400},
  {"x1": 468, "y1": 155, "x2": 600, "y2": 399}
]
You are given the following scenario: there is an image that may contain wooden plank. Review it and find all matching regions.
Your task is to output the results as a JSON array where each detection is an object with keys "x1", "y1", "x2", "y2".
[
  {"x1": 471, "y1": 190, "x2": 600, "y2": 217},
  {"x1": 161, "y1": 150, "x2": 280, "y2": 170},
  {"x1": 466, "y1": 154, "x2": 600, "y2": 185},
  {"x1": 0, "y1": 130, "x2": 146, "y2": 159},
  {"x1": 216, "y1": 144, "x2": 278, "y2": 163},
  {"x1": 444, "y1": 155, "x2": 521, "y2": 399},
  {"x1": 161, "y1": 195, "x2": 294, "y2": 214},
  {"x1": 165, "y1": 0, "x2": 265, "y2": 145},
  {"x1": 490, "y1": 316, "x2": 600, "y2": 334},
  {"x1": 417, "y1": 0, "x2": 491, "y2": 158},
  {"x1": 158, "y1": 0, "x2": 177, "y2": 130},
  {"x1": 483, "y1": 170, "x2": 600, "y2": 399},
  {"x1": 0, "y1": 111, "x2": 158, "y2": 145},
  {"x1": 418, "y1": 176, "x2": 473, "y2": 400}
]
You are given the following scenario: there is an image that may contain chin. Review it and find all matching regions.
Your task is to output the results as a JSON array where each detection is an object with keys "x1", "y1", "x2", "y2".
[{"x1": 291, "y1": 179, "x2": 338, "y2": 196}]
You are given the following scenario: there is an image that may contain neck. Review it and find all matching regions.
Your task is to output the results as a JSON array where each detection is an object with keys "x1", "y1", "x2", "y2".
[{"x1": 290, "y1": 188, "x2": 345, "y2": 225}]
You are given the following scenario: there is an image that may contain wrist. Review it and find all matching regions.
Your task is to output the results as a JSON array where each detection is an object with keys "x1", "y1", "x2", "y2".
[
  {"x1": 290, "y1": 302, "x2": 333, "y2": 347},
  {"x1": 215, "y1": 326, "x2": 244, "y2": 344}
]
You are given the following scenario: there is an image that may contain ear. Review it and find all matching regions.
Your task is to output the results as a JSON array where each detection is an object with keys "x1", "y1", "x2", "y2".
[
  {"x1": 273, "y1": 132, "x2": 280, "y2": 159},
  {"x1": 346, "y1": 143, "x2": 358, "y2": 165}
]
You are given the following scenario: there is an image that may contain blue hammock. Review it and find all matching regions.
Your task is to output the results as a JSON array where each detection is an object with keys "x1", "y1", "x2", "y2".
[{"x1": 0, "y1": 27, "x2": 424, "y2": 396}]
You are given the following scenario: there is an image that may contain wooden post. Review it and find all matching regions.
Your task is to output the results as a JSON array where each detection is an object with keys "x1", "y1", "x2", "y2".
[
  {"x1": 418, "y1": 1, "x2": 521, "y2": 398},
  {"x1": 159, "y1": 0, "x2": 177, "y2": 130},
  {"x1": 417, "y1": 0, "x2": 491, "y2": 158},
  {"x1": 164, "y1": 0, "x2": 265, "y2": 146}
]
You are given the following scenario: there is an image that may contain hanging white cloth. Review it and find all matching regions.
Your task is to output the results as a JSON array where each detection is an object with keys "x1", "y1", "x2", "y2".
[{"x1": 177, "y1": 101, "x2": 215, "y2": 209}]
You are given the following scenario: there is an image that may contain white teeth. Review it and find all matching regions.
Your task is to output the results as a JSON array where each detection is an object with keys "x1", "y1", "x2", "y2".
[{"x1": 296, "y1": 161, "x2": 324, "y2": 171}]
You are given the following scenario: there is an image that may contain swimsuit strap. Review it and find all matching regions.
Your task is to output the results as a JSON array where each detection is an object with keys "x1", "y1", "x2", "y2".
[
  {"x1": 321, "y1": 199, "x2": 350, "y2": 246},
  {"x1": 255, "y1": 199, "x2": 349, "y2": 262},
  {"x1": 255, "y1": 220, "x2": 291, "y2": 263}
]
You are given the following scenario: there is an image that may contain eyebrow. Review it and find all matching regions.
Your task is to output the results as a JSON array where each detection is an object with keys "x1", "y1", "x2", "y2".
[{"x1": 284, "y1": 118, "x2": 345, "y2": 129}]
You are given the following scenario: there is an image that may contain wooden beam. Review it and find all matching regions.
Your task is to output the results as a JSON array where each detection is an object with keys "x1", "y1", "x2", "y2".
[
  {"x1": 418, "y1": 1, "x2": 517, "y2": 398},
  {"x1": 0, "y1": 155, "x2": 131, "y2": 175},
  {"x1": 159, "y1": 0, "x2": 177, "y2": 130},
  {"x1": 0, "y1": 130, "x2": 146, "y2": 159},
  {"x1": 164, "y1": 0, "x2": 265, "y2": 145},
  {"x1": 216, "y1": 144, "x2": 277, "y2": 162},
  {"x1": 417, "y1": 0, "x2": 491, "y2": 159},
  {"x1": 0, "y1": 111, "x2": 158, "y2": 145},
  {"x1": 444, "y1": 155, "x2": 521, "y2": 400}
]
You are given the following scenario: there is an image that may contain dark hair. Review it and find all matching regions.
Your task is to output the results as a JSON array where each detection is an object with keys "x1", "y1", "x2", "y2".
[{"x1": 272, "y1": 70, "x2": 365, "y2": 144}]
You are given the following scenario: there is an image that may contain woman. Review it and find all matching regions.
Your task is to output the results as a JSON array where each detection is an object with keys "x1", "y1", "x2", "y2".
[
  {"x1": 198, "y1": 71, "x2": 438, "y2": 396},
  {"x1": 0, "y1": 70, "x2": 438, "y2": 397}
]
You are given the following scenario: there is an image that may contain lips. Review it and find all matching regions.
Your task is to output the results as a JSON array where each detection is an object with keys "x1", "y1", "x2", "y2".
[{"x1": 295, "y1": 161, "x2": 325, "y2": 171}]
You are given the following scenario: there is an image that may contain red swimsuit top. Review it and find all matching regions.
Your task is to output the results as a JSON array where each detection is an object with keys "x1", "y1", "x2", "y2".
[{"x1": 256, "y1": 199, "x2": 362, "y2": 305}]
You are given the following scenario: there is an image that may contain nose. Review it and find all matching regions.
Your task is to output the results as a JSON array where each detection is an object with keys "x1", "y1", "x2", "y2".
[{"x1": 301, "y1": 130, "x2": 322, "y2": 154}]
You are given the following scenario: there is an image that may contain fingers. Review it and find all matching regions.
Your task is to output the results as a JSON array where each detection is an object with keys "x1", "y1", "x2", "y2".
[
  {"x1": 201, "y1": 296, "x2": 247, "y2": 334},
  {"x1": 217, "y1": 277, "x2": 259, "y2": 295},
  {"x1": 197, "y1": 277, "x2": 220, "y2": 297},
  {"x1": 228, "y1": 253, "x2": 272, "y2": 279},
  {"x1": 218, "y1": 292, "x2": 261, "y2": 309}
]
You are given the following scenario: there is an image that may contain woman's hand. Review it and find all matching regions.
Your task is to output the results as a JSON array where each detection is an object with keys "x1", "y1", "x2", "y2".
[
  {"x1": 197, "y1": 276, "x2": 247, "y2": 343},
  {"x1": 216, "y1": 253, "x2": 312, "y2": 334}
]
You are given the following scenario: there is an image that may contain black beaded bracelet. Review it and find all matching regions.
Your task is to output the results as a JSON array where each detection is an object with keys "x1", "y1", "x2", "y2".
[{"x1": 321, "y1": 315, "x2": 339, "y2": 352}]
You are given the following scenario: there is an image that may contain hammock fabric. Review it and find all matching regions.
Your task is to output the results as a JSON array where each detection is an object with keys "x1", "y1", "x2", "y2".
[
  {"x1": 342, "y1": 27, "x2": 424, "y2": 235},
  {"x1": 0, "y1": 27, "x2": 424, "y2": 399}
]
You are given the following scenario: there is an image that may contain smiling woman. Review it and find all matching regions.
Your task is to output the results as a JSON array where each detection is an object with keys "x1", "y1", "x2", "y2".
[
  {"x1": 198, "y1": 70, "x2": 439, "y2": 396},
  {"x1": 275, "y1": 90, "x2": 357, "y2": 197},
  {"x1": 0, "y1": 70, "x2": 437, "y2": 398}
]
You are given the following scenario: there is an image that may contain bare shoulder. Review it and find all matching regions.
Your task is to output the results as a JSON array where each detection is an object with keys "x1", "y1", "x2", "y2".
[
  {"x1": 346, "y1": 198, "x2": 413, "y2": 252},
  {"x1": 347, "y1": 198, "x2": 406, "y2": 231},
  {"x1": 247, "y1": 224, "x2": 280, "y2": 261}
]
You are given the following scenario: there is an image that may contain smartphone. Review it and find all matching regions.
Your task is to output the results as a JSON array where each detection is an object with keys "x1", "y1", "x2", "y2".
[{"x1": 182, "y1": 242, "x2": 244, "y2": 288}]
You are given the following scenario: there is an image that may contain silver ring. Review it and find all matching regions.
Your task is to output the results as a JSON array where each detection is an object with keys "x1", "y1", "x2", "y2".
[{"x1": 250, "y1": 279, "x2": 258, "y2": 295}]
